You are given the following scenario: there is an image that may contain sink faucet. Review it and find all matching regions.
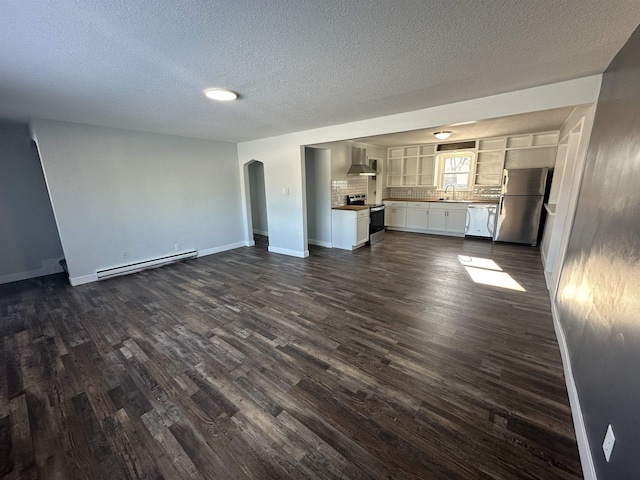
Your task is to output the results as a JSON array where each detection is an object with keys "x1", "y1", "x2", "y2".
[{"x1": 444, "y1": 184, "x2": 456, "y2": 200}]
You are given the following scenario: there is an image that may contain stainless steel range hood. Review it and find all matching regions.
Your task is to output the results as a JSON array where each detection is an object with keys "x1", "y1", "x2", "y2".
[{"x1": 347, "y1": 147, "x2": 377, "y2": 176}]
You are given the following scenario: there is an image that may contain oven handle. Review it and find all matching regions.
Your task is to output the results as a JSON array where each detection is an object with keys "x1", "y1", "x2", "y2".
[{"x1": 370, "y1": 206, "x2": 385, "y2": 213}]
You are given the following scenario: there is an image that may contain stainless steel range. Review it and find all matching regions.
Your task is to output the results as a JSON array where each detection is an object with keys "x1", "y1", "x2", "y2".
[{"x1": 346, "y1": 194, "x2": 385, "y2": 245}]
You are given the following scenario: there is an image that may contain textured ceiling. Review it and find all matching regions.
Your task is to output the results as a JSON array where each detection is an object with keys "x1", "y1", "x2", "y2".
[{"x1": 0, "y1": 1, "x2": 639, "y2": 143}]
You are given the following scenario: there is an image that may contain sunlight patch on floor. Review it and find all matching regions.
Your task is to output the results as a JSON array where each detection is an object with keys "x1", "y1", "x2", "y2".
[
  {"x1": 457, "y1": 255, "x2": 502, "y2": 271},
  {"x1": 458, "y1": 255, "x2": 526, "y2": 291}
]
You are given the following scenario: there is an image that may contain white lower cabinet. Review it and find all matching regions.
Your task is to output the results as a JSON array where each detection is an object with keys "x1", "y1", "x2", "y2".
[
  {"x1": 427, "y1": 209, "x2": 447, "y2": 231},
  {"x1": 384, "y1": 201, "x2": 407, "y2": 228},
  {"x1": 428, "y1": 203, "x2": 467, "y2": 234},
  {"x1": 446, "y1": 209, "x2": 467, "y2": 234},
  {"x1": 384, "y1": 200, "x2": 468, "y2": 237},
  {"x1": 405, "y1": 202, "x2": 429, "y2": 230},
  {"x1": 332, "y1": 208, "x2": 370, "y2": 250},
  {"x1": 356, "y1": 214, "x2": 369, "y2": 245}
]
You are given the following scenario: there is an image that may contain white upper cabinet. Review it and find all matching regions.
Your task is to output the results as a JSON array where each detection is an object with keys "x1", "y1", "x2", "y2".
[
  {"x1": 386, "y1": 145, "x2": 435, "y2": 187},
  {"x1": 475, "y1": 137, "x2": 506, "y2": 186},
  {"x1": 386, "y1": 132, "x2": 559, "y2": 188}
]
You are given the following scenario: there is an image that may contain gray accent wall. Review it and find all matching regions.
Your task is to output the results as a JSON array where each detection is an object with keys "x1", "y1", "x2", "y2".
[
  {"x1": 0, "y1": 121, "x2": 63, "y2": 283},
  {"x1": 31, "y1": 119, "x2": 244, "y2": 285},
  {"x1": 556, "y1": 25, "x2": 640, "y2": 478}
]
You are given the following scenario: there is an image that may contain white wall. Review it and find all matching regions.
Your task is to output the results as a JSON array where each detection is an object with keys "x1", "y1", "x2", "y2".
[
  {"x1": 0, "y1": 121, "x2": 64, "y2": 283},
  {"x1": 324, "y1": 140, "x2": 387, "y2": 183},
  {"x1": 304, "y1": 148, "x2": 332, "y2": 247},
  {"x1": 248, "y1": 162, "x2": 268, "y2": 235},
  {"x1": 237, "y1": 77, "x2": 603, "y2": 257},
  {"x1": 31, "y1": 119, "x2": 245, "y2": 285},
  {"x1": 549, "y1": 104, "x2": 596, "y2": 295}
]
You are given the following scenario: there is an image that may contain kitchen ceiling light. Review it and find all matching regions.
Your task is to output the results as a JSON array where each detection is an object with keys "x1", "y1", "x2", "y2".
[
  {"x1": 434, "y1": 131, "x2": 453, "y2": 140},
  {"x1": 204, "y1": 88, "x2": 238, "y2": 101}
]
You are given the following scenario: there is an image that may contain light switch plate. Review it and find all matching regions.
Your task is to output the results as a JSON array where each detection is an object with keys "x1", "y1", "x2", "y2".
[{"x1": 603, "y1": 424, "x2": 615, "y2": 462}]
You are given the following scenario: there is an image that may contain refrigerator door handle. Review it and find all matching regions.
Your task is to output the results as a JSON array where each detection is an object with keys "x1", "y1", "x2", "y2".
[{"x1": 498, "y1": 196, "x2": 504, "y2": 215}]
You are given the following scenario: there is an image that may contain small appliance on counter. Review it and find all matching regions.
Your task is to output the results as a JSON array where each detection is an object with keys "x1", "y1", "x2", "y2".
[{"x1": 346, "y1": 194, "x2": 385, "y2": 245}]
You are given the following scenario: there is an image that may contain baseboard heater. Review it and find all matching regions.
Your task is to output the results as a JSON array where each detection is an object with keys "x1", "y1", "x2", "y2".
[{"x1": 96, "y1": 250, "x2": 198, "y2": 280}]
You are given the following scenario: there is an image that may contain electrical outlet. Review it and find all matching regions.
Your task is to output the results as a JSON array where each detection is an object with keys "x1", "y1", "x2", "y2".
[
  {"x1": 175, "y1": 243, "x2": 181, "y2": 251},
  {"x1": 603, "y1": 424, "x2": 615, "y2": 462},
  {"x1": 121, "y1": 251, "x2": 129, "y2": 260}
]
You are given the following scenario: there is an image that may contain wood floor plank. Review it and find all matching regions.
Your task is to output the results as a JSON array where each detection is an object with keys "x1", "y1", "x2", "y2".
[
  {"x1": 0, "y1": 232, "x2": 582, "y2": 479},
  {"x1": 7, "y1": 394, "x2": 35, "y2": 480}
]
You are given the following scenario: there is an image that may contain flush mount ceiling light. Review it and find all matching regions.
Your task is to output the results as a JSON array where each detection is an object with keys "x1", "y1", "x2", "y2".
[
  {"x1": 434, "y1": 131, "x2": 453, "y2": 140},
  {"x1": 204, "y1": 88, "x2": 238, "y2": 101}
]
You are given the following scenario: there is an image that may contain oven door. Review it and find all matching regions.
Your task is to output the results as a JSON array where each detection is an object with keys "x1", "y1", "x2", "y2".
[{"x1": 369, "y1": 206, "x2": 385, "y2": 244}]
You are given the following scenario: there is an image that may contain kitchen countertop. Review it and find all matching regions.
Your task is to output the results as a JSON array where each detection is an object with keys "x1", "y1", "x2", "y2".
[
  {"x1": 383, "y1": 198, "x2": 499, "y2": 204},
  {"x1": 332, "y1": 205, "x2": 371, "y2": 211}
]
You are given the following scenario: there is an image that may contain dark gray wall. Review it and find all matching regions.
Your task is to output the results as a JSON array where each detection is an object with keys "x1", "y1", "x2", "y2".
[
  {"x1": 0, "y1": 121, "x2": 63, "y2": 281},
  {"x1": 556, "y1": 25, "x2": 640, "y2": 478}
]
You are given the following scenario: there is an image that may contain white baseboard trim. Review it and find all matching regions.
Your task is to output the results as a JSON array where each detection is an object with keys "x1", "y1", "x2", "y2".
[
  {"x1": 245, "y1": 240, "x2": 256, "y2": 246},
  {"x1": 268, "y1": 246, "x2": 308, "y2": 258},
  {"x1": 252, "y1": 229, "x2": 268, "y2": 236},
  {"x1": 308, "y1": 239, "x2": 332, "y2": 248},
  {"x1": 551, "y1": 302, "x2": 597, "y2": 480},
  {"x1": 69, "y1": 273, "x2": 98, "y2": 286},
  {"x1": 0, "y1": 257, "x2": 65, "y2": 285},
  {"x1": 69, "y1": 243, "x2": 246, "y2": 287},
  {"x1": 198, "y1": 241, "x2": 247, "y2": 257}
]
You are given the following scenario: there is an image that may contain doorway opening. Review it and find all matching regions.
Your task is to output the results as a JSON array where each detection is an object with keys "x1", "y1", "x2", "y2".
[
  {"x1": 304, "y1": 147, "x2": 332, "y2": 251},
  {"x1": 246, "y1": 160, "x2": 268, "y2": 247}
]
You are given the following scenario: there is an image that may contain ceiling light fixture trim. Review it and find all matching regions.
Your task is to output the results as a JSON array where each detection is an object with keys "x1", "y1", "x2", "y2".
[
  {"x1": 434, "y1": 131, "x2": 453, "y2": 140},
  {"x1": 204, "y1": 88, "x2": 238, "y2": 101}
]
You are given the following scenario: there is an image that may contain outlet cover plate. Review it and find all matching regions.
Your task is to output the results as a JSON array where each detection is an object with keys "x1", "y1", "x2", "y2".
[{"x1": 603, "y1": 424, "x2": 615, "y2": 462}]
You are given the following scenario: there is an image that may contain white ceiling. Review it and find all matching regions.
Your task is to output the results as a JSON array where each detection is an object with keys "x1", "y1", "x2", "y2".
[
  {"x1": 1, "y1": 1, "x2": 638, "y2": 143},
  {"x1": 349, "y1": 106, "x2": 579, "y2": 147}
]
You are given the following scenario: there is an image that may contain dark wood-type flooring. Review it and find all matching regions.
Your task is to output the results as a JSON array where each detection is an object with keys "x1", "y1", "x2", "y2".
[{"x1": 0, "y1": 231, "x2": 582, "y2": 479}]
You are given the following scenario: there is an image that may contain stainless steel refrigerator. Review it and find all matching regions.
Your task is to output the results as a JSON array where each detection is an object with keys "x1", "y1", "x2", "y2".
[{"x1": 494, "y1": 167, "x2": 548, "y2": 246}]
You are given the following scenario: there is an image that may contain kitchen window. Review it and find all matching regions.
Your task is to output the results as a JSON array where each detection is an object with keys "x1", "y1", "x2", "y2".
[{"x1": 436, "y1": 151, "x2": 475, "y2": 190}]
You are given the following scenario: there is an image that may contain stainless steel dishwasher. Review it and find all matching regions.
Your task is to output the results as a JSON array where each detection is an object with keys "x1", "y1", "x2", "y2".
[{"x1": 465, "y1": 204, "x2": 497, "y2": 238}]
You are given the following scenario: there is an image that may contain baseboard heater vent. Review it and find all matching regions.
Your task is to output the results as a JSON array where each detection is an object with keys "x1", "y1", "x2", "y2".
[{"x1": 96, "y1": 250, "x2": 198, "y2": 280}]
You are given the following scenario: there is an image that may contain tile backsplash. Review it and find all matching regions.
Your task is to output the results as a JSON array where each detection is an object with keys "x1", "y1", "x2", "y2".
[
  {"x1": 382, "y1": 186, "x2": 501, "y2": 201},
  {"x1": 331, "y1": 182, "x2": 500, "y2": 206},
  {"x1": 331, "y1": 178, "x2": 368, "y2": 206}
]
